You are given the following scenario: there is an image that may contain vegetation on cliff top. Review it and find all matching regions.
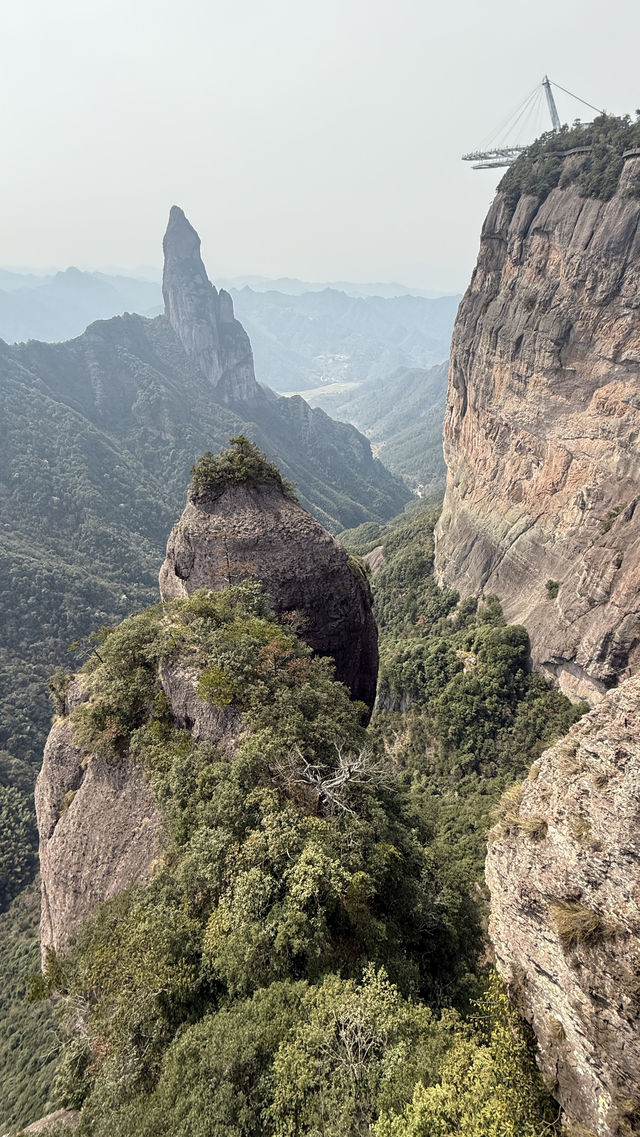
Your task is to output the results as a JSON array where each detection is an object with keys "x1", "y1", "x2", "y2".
[
  {"x1": 499, "y1": 112, "x2": 640, "y2": 213},
  {"x1": 189, "y1": 436, "x2": 298, "y2": 503}
]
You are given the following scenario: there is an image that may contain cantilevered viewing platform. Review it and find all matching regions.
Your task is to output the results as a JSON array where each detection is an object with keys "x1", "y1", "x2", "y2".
[{"x1": 462, "y1": 76, "x2": 604, "y2": 170}]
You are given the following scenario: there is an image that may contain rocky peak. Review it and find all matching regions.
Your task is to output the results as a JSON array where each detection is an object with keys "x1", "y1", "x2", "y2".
[
  {"x1": 487, "y1": 675, "x2": 640, "y2": 1137},
  {"x1": 159, "y1": 446, "x2": 379, "y2": 711},
  {"x1": 162, "y1": 205, "x2": 262, "y2": 403}
]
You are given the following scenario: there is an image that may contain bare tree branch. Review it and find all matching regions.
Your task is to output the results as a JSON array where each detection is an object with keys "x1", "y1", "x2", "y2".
[{"x1": 271, "y1": 742, "x2": 394, "y2": 815}]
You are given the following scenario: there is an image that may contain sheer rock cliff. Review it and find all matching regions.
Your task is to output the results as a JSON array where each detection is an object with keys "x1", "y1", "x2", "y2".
[
  {"x1": 487, "y1": 675, "x2": 640, "y2": 1137},
  {"x1": 36, "y1": 667, "x2": 240, "y2": 958},
  {"x1": 435, "y1": 153, "x2": 640, "y2": 702},
  {"x1": 159, "y1": 481, "x2": 379, "y2": 711}
]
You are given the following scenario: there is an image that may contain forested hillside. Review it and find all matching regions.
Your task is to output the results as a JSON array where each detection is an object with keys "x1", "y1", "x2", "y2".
[
  {"x1": 2, "y1": 470, "x2": 586, "y2": 1135},
  {"x1": 310, "y1": 361, "x2": 449, "y2": 493},
  {"x1": 0, "y1": 313, "x2": 408, "y2": 807}
]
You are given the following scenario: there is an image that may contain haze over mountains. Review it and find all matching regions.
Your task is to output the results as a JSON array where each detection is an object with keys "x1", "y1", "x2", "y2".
[
  {"x1": 3, "y1": 108, "x2": 640, "y2": 1137},
  {"x1": 0, "y1": 268, "x2": 162, "y2": 344},
  {"x1": 0, "y1": 264, "x2": 457, "y2": 394}
]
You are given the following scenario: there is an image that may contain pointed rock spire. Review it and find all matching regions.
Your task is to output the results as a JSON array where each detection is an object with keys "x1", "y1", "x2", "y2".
[{"x1": 162, "y1": 205, "x2": 261, "y2": 403}]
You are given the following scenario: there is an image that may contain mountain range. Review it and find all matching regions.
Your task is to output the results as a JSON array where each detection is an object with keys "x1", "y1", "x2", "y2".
[
  {"x1": 0, "y1": 266, "x2": 457, "y2": 396},
  {"x1": 0, "y1": 206, "x2": 409, "y2": 783}
]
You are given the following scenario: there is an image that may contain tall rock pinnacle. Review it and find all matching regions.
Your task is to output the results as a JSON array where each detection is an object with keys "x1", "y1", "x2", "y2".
[{"x1": 162, "y1": 205, "x2": 262, "y2": 403}]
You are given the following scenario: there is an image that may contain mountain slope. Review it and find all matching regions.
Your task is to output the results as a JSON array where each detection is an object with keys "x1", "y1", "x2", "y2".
[
  {"x1": 309, "y1": 360, "x2": 449, "y2": 492},
  {"x1": 0, "y1": 208, "x2": 408, "y2": 782}
]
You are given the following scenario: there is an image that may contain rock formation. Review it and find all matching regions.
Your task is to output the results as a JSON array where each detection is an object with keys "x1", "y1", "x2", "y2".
[
  {"x1": 36, "y1": 656, "x2": 248, "y2": 957},
  {"x1": 37, "y1": 455, "x2": 379, "y2": 956},
  {"x1": 162, "y1": 205, "x2": 262, "y2": 403},
  {"x1": 435, "y1": 152, "x2": 640, "y2": 702},
  {"x1": 159, "y1": 479, "x2": 379, "y2": 711},
  {"x1": 36, "y1": 690, "x2": 162, "y2": 959},
  {"x1": 487, "y1": 676, "x2": 640, "y2": 1137}
]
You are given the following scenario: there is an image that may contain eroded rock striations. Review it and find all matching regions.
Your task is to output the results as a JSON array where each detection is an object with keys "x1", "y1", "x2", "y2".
[
  {"x1": 159, "y1": 480, "x2": 379, "y2": 710},
  {"x1": 435, "y1": 153, "x2": 640, "y2": 702},
  {"x1": 487, "y1": 676, "x2": 640, "y2": 1137}
]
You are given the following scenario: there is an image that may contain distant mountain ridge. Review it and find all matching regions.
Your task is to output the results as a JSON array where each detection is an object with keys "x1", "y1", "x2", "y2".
[
  {"x1": 230, "y1": 287, "x2": 458, "y2": 392},
  {"x1": 0, "y1": 264, "x2": 458, "y2": 397},
  {"x1": 0, "y1": 267, "x2": 162, "y2": 343}
]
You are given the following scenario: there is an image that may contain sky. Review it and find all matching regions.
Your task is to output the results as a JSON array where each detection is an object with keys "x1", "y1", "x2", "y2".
[{"x1": 3, "y1": 0, "x2": 639, "y2": 293}]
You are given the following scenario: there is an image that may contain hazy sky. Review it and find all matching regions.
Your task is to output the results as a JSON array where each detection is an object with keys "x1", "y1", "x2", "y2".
[{"x1": 3, "y1": 0, "x2": 639, "y2": 291}]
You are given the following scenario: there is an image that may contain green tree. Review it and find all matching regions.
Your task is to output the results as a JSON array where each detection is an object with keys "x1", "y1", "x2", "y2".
[
  {"x1": 374, "y1": 973, "x2": 556, "y2": 1137},
  {"x1": 0, "y1": 784, "x2": 37, "y2": 910}
]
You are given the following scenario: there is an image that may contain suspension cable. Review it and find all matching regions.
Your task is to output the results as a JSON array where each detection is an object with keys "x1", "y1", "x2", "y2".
[
  {"x1": 549, "y1": 79, "x2": 604, "y2": 117},
  {"x1": 481, "y1": 82, "x2": 540, "y2": 149}
]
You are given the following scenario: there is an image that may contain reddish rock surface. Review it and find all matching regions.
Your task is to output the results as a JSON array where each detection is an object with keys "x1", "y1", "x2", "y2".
[{"x1": 435, "y1": 155, "x2": 640, "y2": 702}]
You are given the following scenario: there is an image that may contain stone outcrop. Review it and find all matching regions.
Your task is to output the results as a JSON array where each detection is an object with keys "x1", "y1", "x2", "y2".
[
  {"x1": 162, "y1": 205, "x2": 263, "y2": 404},
  {"x1": 37, "y1": 466, "x2": 379, "y2": 956},
  {"x1": 36, "y1": 665, "x2": 244, "y2": 957},
  {"x1": 36, "y1": 718, "x2": 162, "y2": 960},
  {"x1": 487, "y1": 676, "x2": 640, "y2": 1137},
  {"x1": 435, "y1": 154, "x2": 640, "y2": 702},
  {"x1": 159, "y1": 481, "x2": 379, "y2": 711},
  {"x1": 21, "y1": 1108, "x2": 80, "y2": 1133}
]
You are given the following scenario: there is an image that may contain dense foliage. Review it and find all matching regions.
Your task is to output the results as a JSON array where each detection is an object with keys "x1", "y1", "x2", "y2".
[
  {"x1": 5, "y1": 492, "x2": 586, "y2": 1134},
  {"x1": 0, "y1": 884, "x2": 57, "y2": 1130},
  {"x1": 344, "y1": 505, "x2": 584, "y2": 884},
  {"x1": 0, "y1": 784, "x2": 37, "y2": 910},
  {"x1": 30, "y1": 583, "x2": 477, "y2": 1130},
  {"x1": 499, "y1": 112, "x2": 640, "y2": 214},
  {"x1": 189, "y1": 436, "x2": 297, "y2": 502}
]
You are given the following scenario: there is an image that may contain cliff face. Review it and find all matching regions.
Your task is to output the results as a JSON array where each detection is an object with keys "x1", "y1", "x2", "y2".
[
  {"x1": 159, "y1": 481, "x2": 379, "y2": 711},
  {"x1": 487, "y1": 676, "x2": 640, "y2": 1137},
  {"x1": 162, "y1": 205, "x2": 262, "y2": 404},
  {"x1": 36, "y1": 666, "x2": 240, "y2": 957},
  {"x1": 435, "y1": 154, "x2": 640, "y2": 702}
]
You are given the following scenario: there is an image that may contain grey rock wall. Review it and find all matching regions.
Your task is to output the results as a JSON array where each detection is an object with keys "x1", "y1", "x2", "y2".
[
  {"x1": 159, "y1": 481, "x2": 379, "y2": 712},
  {"x1": 487, "y1": 676, "x2": 640, "y2": 1136}
]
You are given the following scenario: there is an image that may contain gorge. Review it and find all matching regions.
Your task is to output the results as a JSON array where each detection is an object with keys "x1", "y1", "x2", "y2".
[{"x1": 3, "y1": 117, "x2": 640, "y2": 1137}]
